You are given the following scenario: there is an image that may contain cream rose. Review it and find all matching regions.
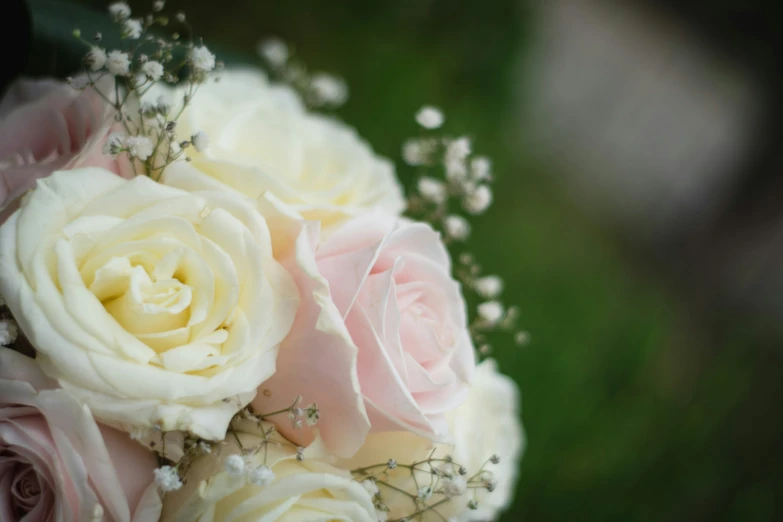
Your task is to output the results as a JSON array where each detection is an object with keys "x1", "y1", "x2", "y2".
[
  {"x1": 161, "y1": 420, "x2": 376, "y2": 522},
  {"x1": 342, "y1": 359, "x2": 524, "y2": 522},
  {"x1": 158, "y1": 69, "x2": 405, "y2": 230},
  {"x1": 0, "y1": 168, "x2": 300, "y2": 439},
  {"x1": 254, "y1": 212, "x2": 475, "y2": 453},
  {"x1": 447, "y1": 359, "x2": 525, "y2": 521},
  {"x1": 0, "y1": 348, "x2": 161, "y2": 522}
]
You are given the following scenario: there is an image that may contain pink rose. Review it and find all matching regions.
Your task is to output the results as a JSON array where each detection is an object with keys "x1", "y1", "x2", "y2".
[
  {"x1": 0, "y1": 77, "x2": 125, "y2": 222},
  {"x1": 0, "y1": 348, "x2": 161, "y2": 522},
  {"x1": 254, "y1": 213, "x2": 475, "y2": 456}
]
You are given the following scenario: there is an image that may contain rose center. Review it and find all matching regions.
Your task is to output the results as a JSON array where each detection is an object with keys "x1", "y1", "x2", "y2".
[
  {"x1": 90, "y1": 255, "x2": 192, "y2": 335},
  {"x1": 8, "y1": 462, "x2": 43, "y2": 518}
]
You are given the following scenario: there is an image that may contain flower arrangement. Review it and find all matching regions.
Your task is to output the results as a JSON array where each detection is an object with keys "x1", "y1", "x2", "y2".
[{"x1": 0, "y1": 2, "x2": 526, "y2": 521}]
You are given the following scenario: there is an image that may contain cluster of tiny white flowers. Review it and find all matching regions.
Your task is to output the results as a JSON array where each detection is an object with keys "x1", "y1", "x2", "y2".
[
  {"x1": 256, "y1": 37, "x2": 349, "y2": 109},
  {"x1": 352, "y1": 452, "x2": 502, "y2": 522},
  {"x1": 401, "y1": 106, "x2": 527, "y2": 355},
  {"x1": 224, "y1": 453, "x2": 277, "y2": 486},
  {"x1": 153, "y1": 465, "x2": 183, "y2": 492},
  {"x1": 71, "y1": 1, "x2": 219, "y2": 180}
]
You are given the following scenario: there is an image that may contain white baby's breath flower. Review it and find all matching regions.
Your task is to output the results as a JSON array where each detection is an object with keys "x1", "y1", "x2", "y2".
[
  {"x1": 191, "y1": 130, "x2": 209, "y2": 152},
  {"x1": 223, "y1": 454, "x2": 246, "y2": 477},
  {"x1": 376, "y1": 510, "x2": 388, "y2": 522},
  {"x1": 463, "y1": 184, "x2": 493, "y2": 214},
  {"x1": 444, "y1": 215, "x2": 471, "y2": 241},
  {"x1": 102, "y1": 132, "x2": 125, "y2": 156},
  {"x1": 125, "y1": 136, "x2": 154, "y2": 161},
  {"x1": 402, "y1": 139, "x2": 427, "y2": 166},
  {"x1": 156, "y1": 93, "x2": 172, "y2": 115},
  {"x1": 108, "y1": 2, "x2": 131, "y2": 21},
  {"x1": 471, "y1": 156, "x2": 492, "y2": 181},
  {"x1": 106, "y1": 50, "x2": 130, "y2": 76},
  {"x1": 189, "y1": 45, "x2": 216, "y2": 72},
  {"x1": 361, "y1": 479, "x2": 379, "y2": 496},
  {"x1": 248, "y1": 465, "x2": 275, "y2": 486},
  {"x1": 478, "y1": 301, "x2": 504, "y2": 325},
  {"x1": 310, "y1": 73, "x2": 348, "y2": 106},
  {"x1": 153, "y1": 0, "x2": 165, "y2": 12},
  {"x1": 474, "y1": 275, "x2": 503, "y2": 299},
  {"x1": 446, "y1": 137, "x2": 472, "y2": 162},
  {"x1": 0, "y1": 319, "x2": 18, "y2": 346},
  {"x1": 416, "y1": 106, "x2": 444, "y2": 129},
  {"x1": 443, "y1": 475, "x2": 467, "y2": 497},
  {"x1": 154, "y1": 466, "x2": 182, "y2": 492},
  {"x1": 122, "y1": 18, "x2": 143, "y2": 39},
  {"x1": 417, "y1": 486, "x2": 433, "y2": 501},
  {"x1": 86, "y1": 47, "x2": 107, "y2": 71},
  {"x1": 257, "y1": 37, "x2": 289, "y2": 66},
  {"x1": 417, "y1": 177, "x2": 446, "y2": 204},
  {"x1": 141, "y1": 60, "x2": 164, "y2": 81}
]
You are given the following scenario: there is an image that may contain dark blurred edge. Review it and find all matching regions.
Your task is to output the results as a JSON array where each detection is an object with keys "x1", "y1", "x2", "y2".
[
  {"x1": 0, "y1": 0, "x2": 32, "y2": 93},
  {"x1": 18, "y1": 0, "x2": 251, "y2": 85}
]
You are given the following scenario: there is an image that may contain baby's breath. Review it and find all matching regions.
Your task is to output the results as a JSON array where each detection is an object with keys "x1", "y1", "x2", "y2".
[{"x1": 71, "y1": 1, "x2": 218, "y2": 180}]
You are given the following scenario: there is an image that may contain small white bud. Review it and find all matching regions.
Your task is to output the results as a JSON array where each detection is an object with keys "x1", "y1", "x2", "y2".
[
  {"x1": 387, "y1": 459, "x2": 397, "y2": 469},
  {"x1": 191, "y1": 130, "x2": 209, "y2": 152},
  {"x1": 198, "y1": 441, "x2": 212, "y2": 454},
  {"x1": 444, "y1": 215, "x2": 471, "y2": 241},
  {"x1": 490, "y1": 454, "x2": 501, "y2": 464},
  {"x1": 376, "y1": 510, "x2": 389, "y2": 522},
  {"x1": 471, "y1": 156, "x2": 493, "y2": 181},
  {"x1": 463, "y1": 184, "x2": 493, "y2": 215},
  {"x1": 361, "y1": 479, "x2": 379, "y2": 496},
  {"x1": 257, "y1": 38, "x2": 289, "y2": 67},
  {"x1": 224, "y1": 454, "x2": 245, "y2": 477},
  {"x1": 141, "y1": 60, "x2": 164, "y2": 81},
  {"x1": 248, "y1": 465, "x2": 275, "y2": 486},
  {"x1": 310, "y1": 73, "x2": 348, "y2": 107},
  {"x1": 415, "y1": 106, "x2": 444, "y2": 129},
  {"x1": 474, "y1": 275, "x2": 504, "y2": 299},
  {"x1": 175, "y1": 12, "x2": 186, "y2": 23},
  {"x1": 478, "y1": 301, "x2": 504, "y2": 325},
  {"x1": 417, "y1": 486, "x2": 433, "y2": 501},
  {"x1": 108, "y1": 2, "x2": 131, "y2": 21},
  {"x1": 86, "y1": 47, "x2": 107, "y2": 71},
  {"x1": 153, "y1": 466, "x2": 182, "y2": 492},
  {"x1": 106, "y1": 50, "x2": 131, "y2": 76},
  {"x1": 153, "y1": 0, "x2": 165, "y2": 12},
  {"x1": 417, "y1": 177, "x2": 446, "y2": 204}
]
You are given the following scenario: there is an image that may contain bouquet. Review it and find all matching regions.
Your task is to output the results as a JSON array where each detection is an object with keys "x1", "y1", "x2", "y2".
[{"x1": 0, "y1": 2, "x2": 526, "y2": 521}]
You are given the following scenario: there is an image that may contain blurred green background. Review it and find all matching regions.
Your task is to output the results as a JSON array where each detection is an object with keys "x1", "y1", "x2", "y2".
[{"x1": 22, "y1": 0, "x2": 783, "y2": 520}]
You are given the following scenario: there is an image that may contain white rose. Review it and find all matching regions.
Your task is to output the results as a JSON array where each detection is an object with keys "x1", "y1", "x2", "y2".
[
  {"x1": 0, "y1": 168, "x2": 300, "y2": 439},
  {"x1": 449, "y1": 359, "x2": 525, "y2": 521},
  {"x1": 162, "y1": 420, "x2": 377, "y2": 522},
  {"x1": 341, "y1": 360, "x2": 525, "y2": 521},
  {"x1": 158, "y1": 69, "x2": 405, "y2": 230}
]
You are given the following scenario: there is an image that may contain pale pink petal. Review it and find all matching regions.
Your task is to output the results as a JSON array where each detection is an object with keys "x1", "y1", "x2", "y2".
[{"x1": 252, "y1": 222, "x2": 370, "y2": 458}]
